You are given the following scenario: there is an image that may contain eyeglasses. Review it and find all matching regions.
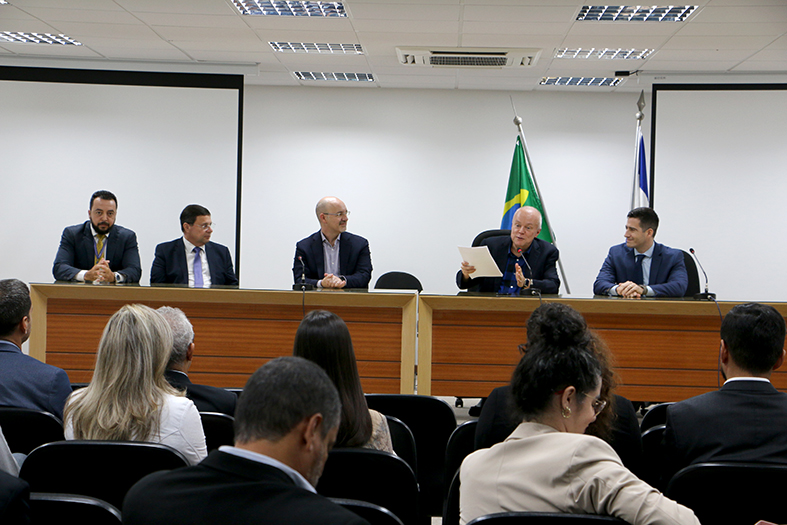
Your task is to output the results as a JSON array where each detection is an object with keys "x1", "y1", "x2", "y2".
[
  {"x1": 583, "y1": 393, "x2": 607, "y2": 415},
  {"x1": 324, "y1": 211, "x2": 350, "y2": 218},
  {"x1": 196, "y1": 222, "x2": 214, "y2": 231}
]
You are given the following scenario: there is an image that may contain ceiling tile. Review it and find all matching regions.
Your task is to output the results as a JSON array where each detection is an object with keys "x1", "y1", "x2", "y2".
[
  {"x1": 19, "y1": 7, "x2": 141, "y2": 23},
  {"x1": 462, "y1": 5, "x2": 579, "y2": 23},
  {"x1": 642, "y1": 59, "x2": 742, "y2": 70},
  {"x1": 347, "y1": 3, "x2": 460, "y2": 20},
  {"x1": 693, "y1": 6, "x2": 787, "y2": 24},
  {"x1": 351, "y1": 19, "x2": 459, "y2": 33},
  {"x1": 661, "y1": 35, "x2": 778, "y2": 50},
  {"x1": 459, "y1": 34, "x2": 562, "y2": 49}
]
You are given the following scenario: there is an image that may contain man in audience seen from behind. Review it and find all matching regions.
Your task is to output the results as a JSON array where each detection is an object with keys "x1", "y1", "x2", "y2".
[
  {"x1": 0, "y1": 279, "x2": 71, "y2": 420},
  {"x1": 52, "y1": 190, "x2": 142, "y2": 283},
  {"x1": 593, "y1": 207, "x2": 687, "y2": 298},
  {"x1": 662, "y1": 303, "x2": 787, "y2": 484},
  {"x1": 157, "y1": 306, "x2": 236, "y2": 416},
  {"x1": 457, "y1": 206, "x2": 560, "y2": 295},
  {"x1": 150, "y1": 204, "x2": 238, "y2": 287},
  {"x1": 123, "y1": 356, "x2": 369, "y2": 525},
  {"x1": 293, "y1": 196, "x2": 372, "y2": 289}
]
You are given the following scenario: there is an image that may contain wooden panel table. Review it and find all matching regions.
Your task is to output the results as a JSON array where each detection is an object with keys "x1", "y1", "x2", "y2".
[
  {"x1": 29, "y1": 284, "x2": 417, "y2": 394},
  {"x1": 417, "y1": 294, "x2": 787, "y2": 402}
]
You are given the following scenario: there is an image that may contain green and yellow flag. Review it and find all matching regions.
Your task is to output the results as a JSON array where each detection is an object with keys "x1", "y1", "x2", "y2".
[{"x1": 501, "y1": 136, "x2": 552, "y2": 242}]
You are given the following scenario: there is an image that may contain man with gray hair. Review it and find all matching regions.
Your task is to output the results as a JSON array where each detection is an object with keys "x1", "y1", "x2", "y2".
[
  {"x1": 157, "y1": 306, "x2": 236, "y2": 416},
  {"x1": 123, "y1": 356, "x2": 368, "y2": 525}
]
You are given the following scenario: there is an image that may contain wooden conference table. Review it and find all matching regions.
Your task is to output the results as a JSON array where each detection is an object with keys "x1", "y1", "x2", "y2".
[{"x1": 29, "y1": 283, "x2": 787, "y2": 402}]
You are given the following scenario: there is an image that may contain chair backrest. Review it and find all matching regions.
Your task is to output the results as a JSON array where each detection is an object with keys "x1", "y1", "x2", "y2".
[
  {"x1": 19, "y1": 440, "x2": 189, "y2": 510},
  {"x1": 443, "y1": 469, "x2": 461, "y2": 525},
  {"x1": 0, "y1": 407, "x2": 65, "y2": 454},
  {"x1": 472, "y1": 230, "x2": 510, "y2": 247},
  {"x1": 639, "y1": 424, "x2": 666, "y2": 490},
  {"x1": 639, "y1": 403, "x2": 673, "y2": 432},
  {"x1": 444, "y1": 420, "x2": 477, "y2": 497},
  {"x1": 330, "y1": 498, "x2": 405, "y2": 525},
  {"x1": 30, "y1": 492, "x2": 122, "y2": 525},
  {"x1": 666, "y1": 462, "x2": 787, "y2": 525},
  {"x1": 225, "y1": 388, "x2": 243, "y2": 399},
  {"x1": 680, "y1": 249, "x2": 700, "y2": 297},
  {"x1": 316, "y1": 448, "x2": 419, "y2": 525},
  {"x1": 386, "y1": 415, "x2": 417, "y2": 476},
  {"x1": 199, "y1": 412, "x2": 235, "y2": 452},
  {"x1": 365, "y1": 394, "x2": 457, "y2": 517},
  {"x1": 374, "y1": 271, "x2": 423, "y2": 292},
  {"x1": 467, "y1": 512, "x2": 629, "y2": 524}
]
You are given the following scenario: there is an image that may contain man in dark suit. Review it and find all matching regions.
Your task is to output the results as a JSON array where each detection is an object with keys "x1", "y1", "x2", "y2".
[
  {"x1": 123, "y1": 357, "x2": 369, "y2": 525},
  {"x1": 52, "y1": 190, "x2": 141, "y2": 283},
  {"x1": 293, "y1": 196, "x2": 372, "y2": 289},
  {"x1": 593, "y1": 207, "x2": 687, "y2": 298},
  {"x1": 157, "y1": 306, "x2": 236, "y2": 416},
  {"x1": 662, "y1": 303, "x2": 787, "y2": 484},
  {"x1": 457, "y1": 206, "x2": 560, "y2": 294},
  {"x1": 150, "y1": 204, "x2": 238, "y2": 287},
  {"x1": 0, "y1": 280, "x2": 71, "y2": 420}
]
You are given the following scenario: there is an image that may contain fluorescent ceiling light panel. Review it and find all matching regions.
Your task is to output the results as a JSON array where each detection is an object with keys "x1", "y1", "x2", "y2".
[
  {"x1": 555, "y1": 48, "x2": 653, "y2": 60},
  {"x1": 540, "y1": 76, "x2": 622, "y2": 87},
  {"x1": 577, "y1": 6, "x2": 697, "y2": 22},
  {"x1": 269, "y1": 42, "x2": 363, "y2": 54},
  {"x1": 232, "y1": 1, "x2": 345, "y2": 17},
  {"x1": 0, "y1": 32, "x2": 82, "y2": 45},
  {"x1": 294, "y1": 71, "x2": 374, "y2": 82}
]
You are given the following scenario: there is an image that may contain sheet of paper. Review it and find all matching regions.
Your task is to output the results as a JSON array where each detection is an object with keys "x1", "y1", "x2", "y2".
[{"x1": 458, "y1": 246, "x2": 502, "y2": 278}]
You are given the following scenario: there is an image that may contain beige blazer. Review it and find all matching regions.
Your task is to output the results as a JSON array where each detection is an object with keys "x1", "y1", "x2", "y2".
[{"x1": 460, "y1": 422, "x2": 699, "y2": 525}]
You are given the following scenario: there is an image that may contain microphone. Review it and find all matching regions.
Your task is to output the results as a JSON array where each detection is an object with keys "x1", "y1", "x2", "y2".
[
  {"x1": 292, "y1": 256, "x2": 314, "y2": 291},
  {"x1": 517, "y1": 248, "x2": 542, "y2": 299},
  {"x1": 689, "y1": 247, "x2": 715, "y2": 301}
]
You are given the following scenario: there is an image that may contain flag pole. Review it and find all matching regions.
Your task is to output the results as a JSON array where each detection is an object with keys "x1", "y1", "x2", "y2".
[
  {"x1": 631, "y1": 90, "x2": 647, "y2": 209},
  {"x1": 512, "y1": 115, "x2": 571, "y2": 294}
]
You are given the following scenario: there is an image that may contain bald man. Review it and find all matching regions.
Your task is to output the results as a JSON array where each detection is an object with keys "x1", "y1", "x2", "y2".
[
  {"x1": 457, "y1": 206, "x2": 560, "y2": 295},
  {"x1": 293, "y1": 197, "x2": 372, "y2": 289}
]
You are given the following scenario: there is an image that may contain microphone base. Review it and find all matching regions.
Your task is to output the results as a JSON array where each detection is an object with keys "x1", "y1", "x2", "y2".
[
  {"x1": 292, "y1": 283, "x2": 314, "y2": 291},
  {"x1": 693, "y1": 292, "x2": 716, "y2": 301}
]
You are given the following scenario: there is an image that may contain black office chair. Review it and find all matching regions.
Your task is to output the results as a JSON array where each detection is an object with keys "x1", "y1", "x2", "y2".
[
  {"x1": 639, "y1": 403, "x2": 673, "y2": 432},
  {"x1": 666, "y1": 462, "x2": 787, "y2": 525},
  {"x1": 316, "y1": 448, "x2": 419, "y2": 525},
  {"x1": 0, "y1": 407, "x2": 65, "y2": 454},
  {"x1": 30, "y1": 493, "x2": 122, "y2": 524},
  {"x1": 19, "y1": 440, "x2": 189, "y2": 510},
  {"x1": 444, "y1": 420, "x2": 477, "y2": 498},
  {"x1": 199, "y1": 412, "x2": 235, "y2": 452},
  {"x1": 225, "y1": 387, "x2": 243, "y2": 399},
  {"x1": 443, "y1": 469, "x2": 461, "y2": 525},
  {"x1": 680, "y1": 250, "x2": 700, "y2": 297},
  {"x1": 365, "y1": 394, "x2": 457, "y2": 518},
  {"x1": 375, "y1": 272, "x2": 423, "y2": 292},
  {"x1": 386, "y1": 415, "x2": 418, "y2": 476},
  {"x1": 639, "y1": 424, "x2": 666, "y2": 490},
  {"x1": 467, "y1": 512, "x2": 629, "y2": 524},
  {"x1": 331, "y1": 498, "x2": 405, "y2": 525},
  {"x1": 472, "y1": 229, "x2": 510, "y2": 247}
]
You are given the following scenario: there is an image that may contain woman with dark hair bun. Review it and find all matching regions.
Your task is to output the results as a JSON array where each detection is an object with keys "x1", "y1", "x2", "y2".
[
  {"x1": 293, "y1": 310, "x2": 393, "y2": 452},
  {"x1": 461, "y1": 303, "x2": 699, "y2": 525}
]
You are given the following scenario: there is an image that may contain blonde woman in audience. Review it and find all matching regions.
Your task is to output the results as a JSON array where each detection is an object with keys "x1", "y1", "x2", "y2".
[{"x1": 64, "y1": 304, "x2": 206, "y2": 465}]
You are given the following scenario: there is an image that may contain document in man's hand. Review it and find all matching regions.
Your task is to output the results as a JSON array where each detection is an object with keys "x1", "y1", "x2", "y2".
[{"x1": 458, "y1": 246, "x2": 503, "y2": 278}]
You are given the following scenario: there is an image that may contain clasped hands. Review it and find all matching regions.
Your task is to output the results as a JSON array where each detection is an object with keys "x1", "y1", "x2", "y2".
[
  {"x1": 616, "y1": 281, "x2": 646, "y2": 299},
  {"x1": 320, "y1": 273, "x2": 346, "y2": 289},
  {"x1": 460, "y1": 261, "x2": 531, "y2": 289},
  {"x1": 85, "y1": 259, "x2": 116, "y2": 283}
]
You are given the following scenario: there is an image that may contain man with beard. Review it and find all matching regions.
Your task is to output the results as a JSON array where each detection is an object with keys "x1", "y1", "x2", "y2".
[{"x1": 52, "y1": 190, "x2": 141, "y2": 283}]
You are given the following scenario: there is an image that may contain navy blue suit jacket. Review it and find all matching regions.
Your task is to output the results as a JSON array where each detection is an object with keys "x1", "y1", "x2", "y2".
[
  {"x1": 165, "y1": 370, "x2": 236, "y2": 416},
  {"x1": 593, "y1": 241, "x2": 687, "y2": 297},
  {"x1": 150, "y1": 238, "x2": 238, "y2": 286},
  {"x1": 662, "y1": 380, "x2": 787, "y2": 484},
  {"x1": 0, "y1": 341, "x2": 71, "y2": 420},
  {"x1": 52, "y1": 221, "x2": 141, "y2": 283},
  {"x1": 456, "y1": 236, "x2": 560, "y2": 294},
  {"x1": 293, "y1": 231, "x2": 372, "y2": 289}
]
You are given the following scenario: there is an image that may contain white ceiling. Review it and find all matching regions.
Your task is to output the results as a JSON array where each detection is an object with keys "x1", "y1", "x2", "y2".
[{"x1": 0, "y1": 0, "x2": 785, "y2": 92}]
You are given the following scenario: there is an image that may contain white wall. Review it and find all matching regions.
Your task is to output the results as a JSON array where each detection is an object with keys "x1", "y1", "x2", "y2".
[{"x1": 241, "y1": 86, "x2": 643, "y2": 296}]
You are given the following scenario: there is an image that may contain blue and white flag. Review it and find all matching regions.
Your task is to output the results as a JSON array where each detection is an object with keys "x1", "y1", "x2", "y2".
[{"x1": 631, "y1": 130, "x2": 649, "y2": 209}]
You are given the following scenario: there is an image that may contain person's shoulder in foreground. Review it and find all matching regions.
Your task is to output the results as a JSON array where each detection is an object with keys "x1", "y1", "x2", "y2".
[{"x1": 123, "y1": 357, "x2": 369, "y2": 525}]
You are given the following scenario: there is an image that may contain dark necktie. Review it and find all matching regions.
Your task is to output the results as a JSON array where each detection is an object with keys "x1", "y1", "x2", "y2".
[
  {"x1": 633, "y1": 254, "x2": 645, "y2": 285},
  {"x1": 193, "y1": 247, "x2": 203, "y2": 288}
]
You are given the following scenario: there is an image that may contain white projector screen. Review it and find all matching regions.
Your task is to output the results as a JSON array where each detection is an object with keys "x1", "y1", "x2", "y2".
[
  {"x1": 652, "y1": 84, "x2": 787, "y2": 302},
  {"x1": 0, "y1": 67, "x2": 242, "y2": 287}
]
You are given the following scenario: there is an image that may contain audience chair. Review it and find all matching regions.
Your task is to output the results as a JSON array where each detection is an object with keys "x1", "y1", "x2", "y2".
[
  {"x1": 19, "y1": 440, "x2": 189, "y2": 510},
  {"x1": 680, "y1": 250, "x2": 701, "y2": 297},
  {"x1": 386, "y1": 415, "x2": 418, "y2": 476},
  {"x1": 639, "y1": 403, "x2": 673, "y2": 432},
  {"x1": 317, "y1": 448, "x2": 419, "y2": 525},
  {"x1": 466, "y1": 512, "x2": 629, "y2": 524},
  {"x1": 472, "y1": 229, "x2": 510, "y2": 247},
  {"x1": 70, "y1": 383, "x2": 89, "y2": 391},
  {"x1": 365, "y1": 394, "x2": 457, "y2": 518},
  {"x1": 444, "y1": 420, "x2": 477, "y2": 498},
  {"x1": 666, "y1": 462, "x2": 787, "y2": 525},
  {"x1": 443, "y1": 469, "x2": 461, "y2": 525},
  {"x1": 374, "y1": 271, "x2": 423, "y2": 292},
  {"x1": 199, "y1": 412, "x2": 234, "y2": 452},
  {"x1": 30, "y1": 493, "x2": 121, "y2": 525},
  {"x1": 225, "y1": 387, "x2": 243, "y2": 399},
  {"x1": 0, "y1": 407, "x2": 65, "y2": 454},
  {"x1": 331, "y1": 498, "x2": 405, "y2": 525},
  {"x1": 639, "y1": 424, "x2": 666, "y2": 490}
]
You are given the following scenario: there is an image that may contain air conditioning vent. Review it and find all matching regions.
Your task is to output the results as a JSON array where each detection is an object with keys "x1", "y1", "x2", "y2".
[{"x1": 396, "y1": 47, "x2": 541, "y2": 69}]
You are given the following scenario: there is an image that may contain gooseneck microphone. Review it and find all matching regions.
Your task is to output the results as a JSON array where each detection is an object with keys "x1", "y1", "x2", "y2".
[
  {"x1": 517, "y1": 249, "x2": 542, "y2": 302},
  {"x1": 292, "y1": 256, "x2": 314, "y2": 291},
  {"x1": 689, "y1": 247, "x2": 715, "y2": 301}
]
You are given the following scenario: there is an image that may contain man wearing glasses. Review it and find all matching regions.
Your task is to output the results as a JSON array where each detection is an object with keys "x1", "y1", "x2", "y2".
[
  {"x1": 151, "y1": 204, "x2": 238, "y2": 287},
  {"x1": 293, "y1": 196, "x2": 372, "y2": 289}
]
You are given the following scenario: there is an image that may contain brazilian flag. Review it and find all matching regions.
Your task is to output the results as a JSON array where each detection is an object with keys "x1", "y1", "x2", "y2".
[{"x1": 500, "y1": 136, "x2": 553, "y2": 243}]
